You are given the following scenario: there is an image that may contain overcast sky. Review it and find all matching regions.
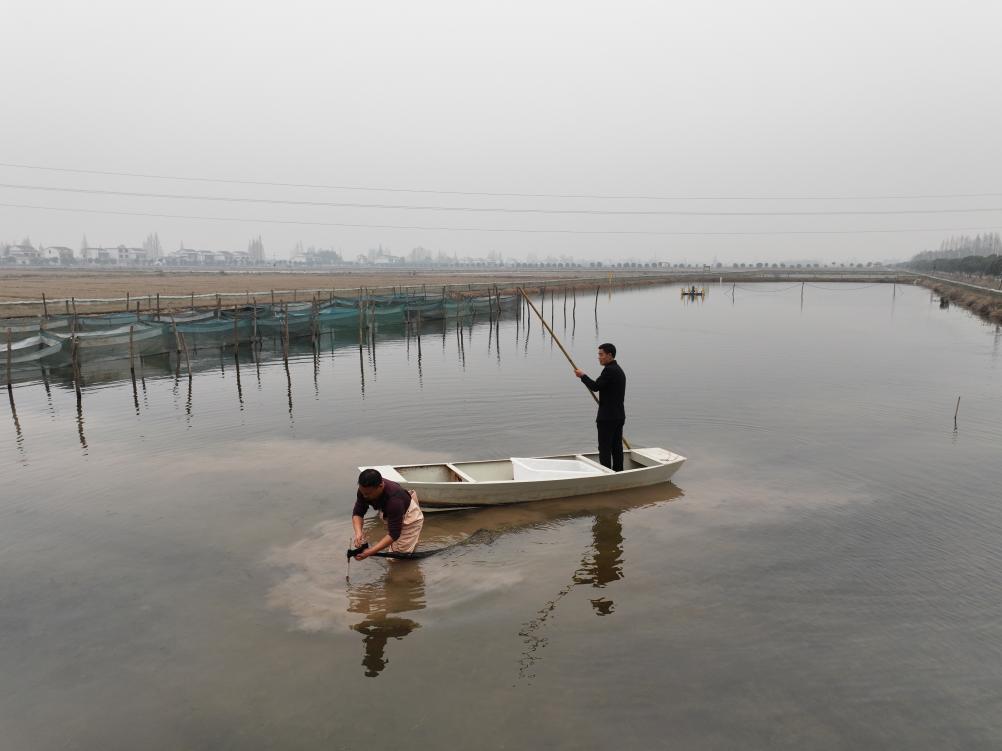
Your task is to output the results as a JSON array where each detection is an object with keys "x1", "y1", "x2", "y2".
[{"x1": 2, "y1": 0, "x2": 1000, "y2": 263}]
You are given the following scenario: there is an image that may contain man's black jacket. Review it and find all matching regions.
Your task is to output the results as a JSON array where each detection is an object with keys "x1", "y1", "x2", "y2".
[{"x1": 580, "y1": 361, "x2": 626, "y2": 423}]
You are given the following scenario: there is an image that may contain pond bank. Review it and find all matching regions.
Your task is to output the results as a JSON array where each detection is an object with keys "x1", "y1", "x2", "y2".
[{"x1": 913, "y1": 273, "x2": 1002, "y2": 324}]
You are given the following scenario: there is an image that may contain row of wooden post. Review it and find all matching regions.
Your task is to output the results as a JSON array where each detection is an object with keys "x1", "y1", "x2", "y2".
[{"x1": 2, "y1": 282, "x2": 600, "y2": 398}]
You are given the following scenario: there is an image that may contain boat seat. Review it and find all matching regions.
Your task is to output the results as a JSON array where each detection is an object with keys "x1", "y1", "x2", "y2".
[{"x1": 445, "y1": 463, "x2": 475, "y2": 482}]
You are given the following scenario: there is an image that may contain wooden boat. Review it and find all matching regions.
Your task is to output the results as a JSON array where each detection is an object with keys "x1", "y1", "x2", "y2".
[
  {"x1": 680, "y1": 287, "x2": 705, "y2": 297},
  {"x1": 363, "y1": 447, "x2": 685, "y2": 507}
]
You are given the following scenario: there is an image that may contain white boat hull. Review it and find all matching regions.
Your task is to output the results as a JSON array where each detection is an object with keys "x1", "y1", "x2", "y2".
[{"x1": 363, "y1": 447, "x2": 685, "y2": 507}]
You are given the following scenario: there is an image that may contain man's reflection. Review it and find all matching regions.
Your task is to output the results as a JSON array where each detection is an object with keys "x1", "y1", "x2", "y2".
[
  {"x1": 347, "y1": 561, "x2": 426, "y2": 677},
  {"x1": 572, "y1": 509, "x2": 624, "y2": 616}
]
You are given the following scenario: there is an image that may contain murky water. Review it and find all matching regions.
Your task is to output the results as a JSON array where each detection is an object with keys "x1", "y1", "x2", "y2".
[{"x1": 3, "y1": 282, "x2": 1001, "y2": 749}]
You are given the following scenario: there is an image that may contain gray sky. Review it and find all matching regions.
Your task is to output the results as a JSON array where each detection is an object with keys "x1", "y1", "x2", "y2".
[{"x1": 2, "y1": 0, "x2": 1000, "y2": 263}]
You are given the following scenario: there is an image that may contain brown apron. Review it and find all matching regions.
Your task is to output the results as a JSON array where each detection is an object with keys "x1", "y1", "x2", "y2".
[{"x1": 382, "y1": 491, "x2": 424, "y2": 554}]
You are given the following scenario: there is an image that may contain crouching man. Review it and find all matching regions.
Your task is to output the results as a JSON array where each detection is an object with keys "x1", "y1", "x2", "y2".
[{"x1": 351, "y1": 469, "x2": 424, "y2": 560}]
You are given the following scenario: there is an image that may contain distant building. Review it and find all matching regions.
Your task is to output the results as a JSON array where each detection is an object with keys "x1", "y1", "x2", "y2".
[
  {"x1": 45, "y1": 246, "x2": 75, "y2": 263},
  {"x1": 3, "y1": 244, "x2": 41, "y2": 264}
]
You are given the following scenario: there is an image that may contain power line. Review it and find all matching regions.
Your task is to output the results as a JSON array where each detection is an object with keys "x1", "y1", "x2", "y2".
[
  {"x1": 1, "y1": 201, "x2": 999, "y2": 237},
  {"x1": 1, "y1": 161, "x2": 1000, "y2": 202},
  {"x1": 2, "y1": 183, "x2": 1002, "y2": 217}
]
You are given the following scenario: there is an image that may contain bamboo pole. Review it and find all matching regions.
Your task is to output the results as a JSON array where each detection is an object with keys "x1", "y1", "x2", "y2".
[
  {"x1": 156, "y1": 293, "x2": 161, "y2": 320},
  {"x1": 519, "y1": 288, "x2": 631, "y2": 450},
  {"x1": 125, "y1": 291, "x2": 130, "y2": 312},
  {"x1": 42, "y1": 293, "x2": 48, "y2": 320}
]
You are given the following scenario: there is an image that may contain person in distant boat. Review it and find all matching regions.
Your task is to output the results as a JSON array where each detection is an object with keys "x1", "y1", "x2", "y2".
[
  {"x1": 574, "y1": 342, "x2": 626, "y2": 472},
  {"x1": 351, "y1": 469, "x2": 424, "y2": 559}
]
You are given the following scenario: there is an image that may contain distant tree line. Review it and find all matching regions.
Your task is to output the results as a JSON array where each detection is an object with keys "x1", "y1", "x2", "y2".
[
  {"x1": 908, "y1": 233, "x2": 1002, "y2": 275},
  {"x1": 912, "y1": 233, "x2": 1002, "y2": 263},
  {"x1": 909, "y1": 254, "x2": 1002, "y2": 276}
]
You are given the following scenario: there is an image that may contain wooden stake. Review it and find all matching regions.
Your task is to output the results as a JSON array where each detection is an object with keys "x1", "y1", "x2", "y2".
[
  {"x1": 125, "y1": 291, "x2": 130, "y2": 312},
  {"x1": 5, "y1": 328, "x2": 11, "y2": 393},
  {"x1": 128, "y1": 325, "x2": 136, "y2": 380},
  {"x1": 156, "y1": 293, "x2": 160, "y2": 320},
  {"x1": 282, "y1": 305, "x2": 289, "y2": 362},
  {"x1": 168, "y1": 312, "x2": 182, "y2": 372},
  {"x1": 42, "y1": 293, "x2": 48, "y2": 320},
  {"x1": 179, "y1": 332, "x2": 192, "y2": 379},
  {"x1": 71, "y1": 336, "x2": 82, "y2": 401}
]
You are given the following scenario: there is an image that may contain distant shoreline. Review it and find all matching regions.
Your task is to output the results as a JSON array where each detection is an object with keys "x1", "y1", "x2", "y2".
[{"x1": 1, "y1": 267, "x2": 912, "y2": 317}]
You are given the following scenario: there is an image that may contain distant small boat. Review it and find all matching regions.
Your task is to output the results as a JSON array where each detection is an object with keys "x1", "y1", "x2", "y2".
[
  {"x1": 680, "y1": 287, "x2": 705, "y2": 297},
  {"x1": 363, "y1": 447, "x2": 686, "y2": 507}
]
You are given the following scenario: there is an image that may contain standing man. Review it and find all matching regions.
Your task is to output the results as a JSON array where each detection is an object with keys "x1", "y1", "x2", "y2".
[
  {"x1": 574, "y1": 343, "x2": 626, "y2": 472},
  {"x1": 352, "y1": 469, "x2": 424, "y2": 559}
]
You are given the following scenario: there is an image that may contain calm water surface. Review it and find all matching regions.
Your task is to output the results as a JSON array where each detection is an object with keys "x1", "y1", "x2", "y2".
[{"x1": 2, "y1": 282, "x2": 1001, "y2": 750}]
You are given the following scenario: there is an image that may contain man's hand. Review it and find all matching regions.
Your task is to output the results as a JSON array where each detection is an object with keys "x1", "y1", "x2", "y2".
[
  {"x1": 574, "y1": 368, "x2": 584, "y2": 378},
  {"x1": 354, "y1": 548, "x2": 370, "y2": 561},
  {"x1": 352, "y1": 532, "x2": 366, "y2": 548}
]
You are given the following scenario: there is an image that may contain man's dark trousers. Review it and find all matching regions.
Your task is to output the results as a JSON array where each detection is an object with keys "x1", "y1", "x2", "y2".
[{"x1": 597, "y1": 420, "x2": 625, "y2": 472}]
